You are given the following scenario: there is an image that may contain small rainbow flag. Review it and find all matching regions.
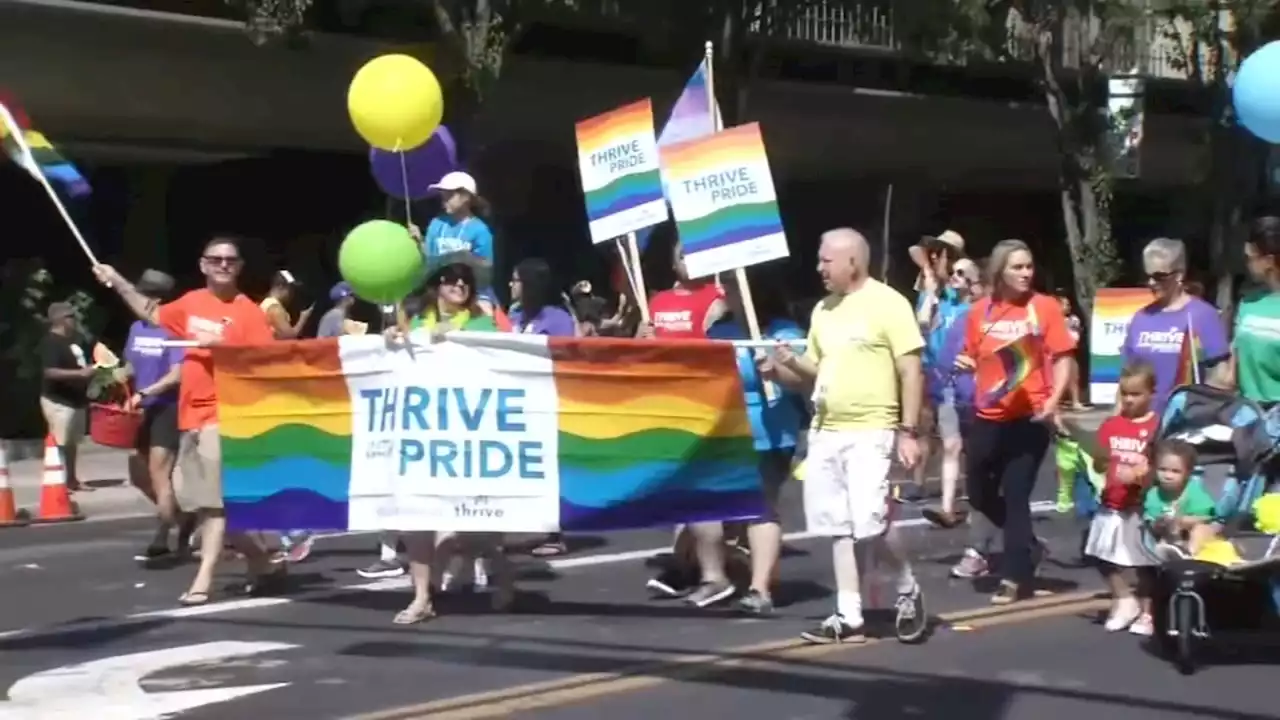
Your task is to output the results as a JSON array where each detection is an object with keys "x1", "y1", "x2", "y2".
[
  {"x1": 1174, "y1": 316, "x2": 1201, "y2": 387},
  {"x1": 982, "y1": 334, "x2": 1041, "y2": 406},
  {"x1": 658, "y1": 123, "x2": 788, "y2": 279},
  {"x1": 212, "y1": 335, "x2": 764, "y2": 532},
  {"x1": 0, "y1": 93, "x2": 90, "y2": 199},
  {"x1": 575, "y1": 98, "x2": 668, "y2": 243}
]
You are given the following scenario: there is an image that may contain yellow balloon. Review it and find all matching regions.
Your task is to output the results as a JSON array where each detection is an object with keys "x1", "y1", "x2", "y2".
[
  {"x1": 1253, "y1": 493, "x2": 1280, "y2": 535},
  {"x1": 347, "y1": 54, "x2": 444, "y2": 151}
]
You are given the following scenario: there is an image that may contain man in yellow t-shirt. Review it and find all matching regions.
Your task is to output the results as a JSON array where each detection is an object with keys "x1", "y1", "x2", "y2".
[{"x1": 759, "y1": 227, "x2": 927, "y2": 645}]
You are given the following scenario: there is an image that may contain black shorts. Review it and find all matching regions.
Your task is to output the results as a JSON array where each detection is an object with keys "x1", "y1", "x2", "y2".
[{"x1": 136, "y1": 402, "x2": 180, "y2": 452}]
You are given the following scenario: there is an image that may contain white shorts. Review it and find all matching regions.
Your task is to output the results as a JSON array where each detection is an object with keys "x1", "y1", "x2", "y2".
[{"x1": 803, "y1": 428, "x2": 895, "y2": 539}]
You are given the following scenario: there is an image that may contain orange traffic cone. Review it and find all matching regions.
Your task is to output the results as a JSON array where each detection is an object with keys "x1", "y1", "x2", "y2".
[
  {"x1": 0, "y1": 441, "x2": 30, "y2": 527},
  {"x1": 32, "y1": 435, "x2": 83, "y2": 524}
]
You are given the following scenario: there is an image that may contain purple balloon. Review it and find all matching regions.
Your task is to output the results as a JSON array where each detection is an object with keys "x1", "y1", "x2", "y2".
[{"x1": 369, "y1": 126, "x2": 458, "y2": 200}]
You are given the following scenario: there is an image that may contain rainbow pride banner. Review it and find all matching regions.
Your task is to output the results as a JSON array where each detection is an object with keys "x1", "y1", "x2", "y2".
[
  {"x1": 575, "y1": 99, "x2": 668, "y2": 243},
  {"x1": 659, "y1": 122, "x2": 787, "y2": 279},
  {"x1": 212, "y1": 334, "x2": 764, "y2": 532},
  {"x1": 1089, "y1": 287, "x2": 1150, "y2": 404}
]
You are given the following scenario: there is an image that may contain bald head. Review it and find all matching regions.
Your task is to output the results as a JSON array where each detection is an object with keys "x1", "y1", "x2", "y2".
[{"x1": 818, "y1": 227, "x2": 869, "y2": 293}]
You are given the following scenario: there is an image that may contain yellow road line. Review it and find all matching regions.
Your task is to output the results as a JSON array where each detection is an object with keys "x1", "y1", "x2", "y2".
[{"x1": 345, "y1": 590, "x2": 1106, "y2": 720}]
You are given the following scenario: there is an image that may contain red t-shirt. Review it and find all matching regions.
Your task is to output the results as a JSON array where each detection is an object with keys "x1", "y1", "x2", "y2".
[
  {"x1": 156, "y1": 289, "x2": 275, "y2": 431},
  {"x1": 1096, "y1": 413, "x2": 1158, "y2": 511},
  {"x1": 648, "y1": 283, "x2": 724, "y2": 339},
  {"x1": 963, "y1": 293, "x2": 1075, "y2": 421}
]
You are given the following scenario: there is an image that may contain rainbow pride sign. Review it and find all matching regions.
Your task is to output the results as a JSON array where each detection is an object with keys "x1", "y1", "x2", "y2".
[
  {"x1": 660, "y1": 122, "x2": 787, "y2": 279},
  {"x1": 212, "y1": 334, "x2": 764, "y2": 532},
  {"x1": 575, "y1": 99, "x2": 668, "y2": 243},
  {"x1": 1089, "y1": 287, "x2": 1151, "y2": 404}
]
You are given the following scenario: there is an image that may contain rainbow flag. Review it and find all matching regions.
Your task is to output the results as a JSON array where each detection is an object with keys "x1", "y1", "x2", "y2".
[
  {"x1": 1174, "y1": 316, "x2": 1201, "y2": 387},
  {"x1": 658, "y1": 123, "x2": 788, "y2": 279},
  {"x1": 635, "y1": 58, "x2": 722, "y2": 252},
  {"x1": 0, "y1": 95, "x2": 90, "y2": 199},
  {"x1": 212, "y1": 335, "x2": 763, "y2": 532},
  {"x1": 575, "y1": 98, "x2": 667, "y2": 244},
  {"x1": 1088, "y1": 288, "x2": 1150, "y2": 404},
  {"x1": 981, "y1": 333, "x2": 1041, "y2": 406}
]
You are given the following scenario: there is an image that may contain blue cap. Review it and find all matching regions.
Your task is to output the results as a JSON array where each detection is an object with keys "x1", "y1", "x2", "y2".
[{"x1": 329, "y1": 282, "x2": 354, "y2": 302}]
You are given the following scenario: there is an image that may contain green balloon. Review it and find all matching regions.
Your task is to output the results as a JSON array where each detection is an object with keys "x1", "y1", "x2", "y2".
[{"x1": 338, "y1": 220, "x2": 424, "y2": 304}]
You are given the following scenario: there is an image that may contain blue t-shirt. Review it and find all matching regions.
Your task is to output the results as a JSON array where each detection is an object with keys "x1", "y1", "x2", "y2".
[
  {"x1": 931, "y1": 305, "x2": 976, "y2": 407},
  {"x1": 916, "y1": 286, "x2": 968, "y2": 367},
  {"x1": 707, "y1": 317, "x2": 805, "y2": 452},
  {"x1": 423, "y1": 214, "x2": 496, "y2": 300},
  {"x1": 123, "y1": 321, "x2": 182, "y2": 407}
]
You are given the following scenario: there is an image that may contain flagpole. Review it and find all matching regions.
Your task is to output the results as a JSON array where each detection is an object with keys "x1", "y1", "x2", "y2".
[
  {"x1": 0, "y1": 104, "x2": 99, "y2": 267},
  {"x1": 1188, "y1": 310, "x2": 1200, "y2": 385}
]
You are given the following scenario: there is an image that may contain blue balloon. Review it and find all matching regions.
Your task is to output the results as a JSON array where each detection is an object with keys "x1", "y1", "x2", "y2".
[{"x1": 1234, "y1": 40, "x2": 1280, "y2": 144}]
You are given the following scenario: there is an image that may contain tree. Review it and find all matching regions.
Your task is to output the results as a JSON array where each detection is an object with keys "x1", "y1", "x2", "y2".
[
  {"x1": 900, "y1": 0, "x2": 1151, "y2": 315},
  {"x1": 1156, "y1": 1, "x2": 1278, "y2": 308}
]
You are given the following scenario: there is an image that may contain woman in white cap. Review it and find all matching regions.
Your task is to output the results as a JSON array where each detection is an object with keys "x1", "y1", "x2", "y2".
[{"x1": 423, "y1": 171, "x2": 496, "y2": 305}]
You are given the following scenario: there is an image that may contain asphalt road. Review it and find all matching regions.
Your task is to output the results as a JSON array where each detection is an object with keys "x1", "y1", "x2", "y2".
[{"x1": 0, "y1": 467, "x2": 1275, "y2": 719}]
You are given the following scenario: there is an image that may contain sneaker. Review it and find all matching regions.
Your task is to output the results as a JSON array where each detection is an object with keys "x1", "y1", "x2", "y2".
[
  {"x1": 1128, "y1": 613, "x2": 1154, "y2": 636},
  {"x1": 950, "y1": 549, "x2": 990, "y2": 579},
  {"x1": 357, "y1": 559, "x2": 406, "y2": 579},
  {"x1": 990, "y1": 580, "x2": 1032, "y2": 605},
  {"x1": 736, "y1": 589, "x2": 774, "y2": 616},
  {"x1": 800, "y1": 614, "x2": 866, "y2": 644},
  {"x1": 1104, "y1": 598, "x2": 1142, "y2": 632},
  {"x1": 646, "y1": 567, "x2": 697, "y2": 598},
  {"x1": 894, "y1": 584, "x2": 928, "y2": 643},
  {"x1": 134, "y1": 543, "x2": 172, "y2": 563},
  {"x1": 282, "y1": 533, "x2": 315, "y2": 564},
  {"x1": 686, "y1": 580, "x2": 736, "y2": 608}
]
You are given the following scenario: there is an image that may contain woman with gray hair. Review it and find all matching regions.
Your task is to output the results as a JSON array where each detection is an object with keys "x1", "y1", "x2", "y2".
[{"x1": 1120, "y1": 238, "x2": 1228, "y2": 412}]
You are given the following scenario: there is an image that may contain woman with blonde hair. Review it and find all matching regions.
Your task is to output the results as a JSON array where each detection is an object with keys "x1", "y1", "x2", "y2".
[{"x1": 953, "y1": 240, "x2": 1076, "y2": 604}]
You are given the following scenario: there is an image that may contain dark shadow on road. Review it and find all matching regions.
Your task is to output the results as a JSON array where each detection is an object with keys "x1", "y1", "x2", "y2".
[{"x1": 0, "y1": 617, "x2": 170, "y2": 652}]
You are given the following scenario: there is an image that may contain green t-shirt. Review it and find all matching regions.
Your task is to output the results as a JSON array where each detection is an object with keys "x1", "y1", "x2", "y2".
[
  {"x1": 1233, "y1": 290, "x2": 1280, "y2": 403},
  {"x1": 408, "y1": 310, "x2": 498, "y2": 333},
  {"x1": 1142, "y1": 477, "x2": 1217, "y2": 522}
]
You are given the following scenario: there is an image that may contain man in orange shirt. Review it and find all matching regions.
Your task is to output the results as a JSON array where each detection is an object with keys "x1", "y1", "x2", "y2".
[{"x1": 93, "y1": 237, "x2": 279, "y2": 606}]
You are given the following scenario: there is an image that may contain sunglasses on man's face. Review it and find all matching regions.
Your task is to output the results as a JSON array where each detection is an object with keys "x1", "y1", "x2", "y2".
[{"x1": 202, "y1": 255, "x2": 242, "y2": 268}]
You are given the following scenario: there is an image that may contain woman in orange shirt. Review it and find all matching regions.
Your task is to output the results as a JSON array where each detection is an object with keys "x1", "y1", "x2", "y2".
[{"x1": 953, "y1": 239, "x2": 1076, "y2": 604}]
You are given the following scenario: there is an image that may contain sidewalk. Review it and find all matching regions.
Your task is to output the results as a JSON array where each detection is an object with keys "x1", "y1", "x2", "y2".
[{"x1": 4, "y1": 440, "x2": 154, "y2": 522}]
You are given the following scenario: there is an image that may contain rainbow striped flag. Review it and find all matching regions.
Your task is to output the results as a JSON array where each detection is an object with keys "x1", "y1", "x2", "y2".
[
  {"x1": 0, "y1": 95, "x2": 90, "y2": 199},
  {"x1": 981, "y1": 333, "x2": 1041, "y2": 407},
  {"x1": 1174, "y1": 315, "x2": 1201, "y2": 387},
  {"x1": 212, "y1": 335, "x2": 763, "y2": 532}
]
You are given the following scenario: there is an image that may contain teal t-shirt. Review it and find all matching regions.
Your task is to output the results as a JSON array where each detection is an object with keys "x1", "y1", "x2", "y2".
[
  {"x1": 1234, "y1": 290, "x2": 1280, "y2": 403},
  {"x1": 1142, "y1": 477, "x2": 1216, "y2": 522}
]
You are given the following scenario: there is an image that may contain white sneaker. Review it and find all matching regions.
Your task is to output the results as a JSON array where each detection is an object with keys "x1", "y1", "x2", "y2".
[
  {"x1": 1128, "y1": 613, "x2": 1154, "y2": 636},
  {"x1": 1105, "y1": 598, "x2": 1142, "y2": 632}
]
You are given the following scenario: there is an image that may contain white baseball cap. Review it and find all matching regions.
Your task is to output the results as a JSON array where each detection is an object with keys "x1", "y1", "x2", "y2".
[{"x1": 429, "y1": 171, "x2": 477, "y2": 195}]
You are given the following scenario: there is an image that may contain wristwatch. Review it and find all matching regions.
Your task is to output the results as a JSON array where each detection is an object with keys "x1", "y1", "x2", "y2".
[{"x1": 896, "y1": 424, "x2": 919, "y2": 438}]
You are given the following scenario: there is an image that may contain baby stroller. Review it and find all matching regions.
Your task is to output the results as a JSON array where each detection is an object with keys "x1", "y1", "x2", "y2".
[{"x1": 1148, "y1": 384, "x2": 1280, "y2": 675}]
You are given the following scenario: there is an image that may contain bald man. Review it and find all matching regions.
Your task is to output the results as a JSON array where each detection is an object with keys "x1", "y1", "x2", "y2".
[{"x1": 759, "y1": 228, "x2": 929, "y2": 644}]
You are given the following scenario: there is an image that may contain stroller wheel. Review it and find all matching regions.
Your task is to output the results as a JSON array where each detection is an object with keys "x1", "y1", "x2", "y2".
[{"x1": 1173, "y1": 595, "x2": 1199, "y2": 676}]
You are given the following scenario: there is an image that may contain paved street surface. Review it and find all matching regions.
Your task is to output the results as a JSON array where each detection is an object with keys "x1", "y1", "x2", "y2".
[{"x1": 1, "y1": 441, "x2": 1274, "y2": 719}]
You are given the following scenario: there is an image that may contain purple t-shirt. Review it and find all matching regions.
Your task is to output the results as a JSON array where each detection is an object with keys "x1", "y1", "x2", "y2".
[
  {"x1": 509, "y1": 306, "x2": 576, "y2": 337},
  {"x1": 124, "y1": 321, "x2": 182, "y2": 407},
  {"x1": 1121, "y1": 296, "x2": 1228, "y2": 410}
]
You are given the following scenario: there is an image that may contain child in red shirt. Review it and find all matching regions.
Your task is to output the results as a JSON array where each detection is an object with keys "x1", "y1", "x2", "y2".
[{"x1": 1084, "y1": 360, "x2": 1160, "y2": 634}]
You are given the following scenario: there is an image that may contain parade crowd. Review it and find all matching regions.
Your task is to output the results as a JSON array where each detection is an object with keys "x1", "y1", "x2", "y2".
[{"x1": 37, "y1": 170, "x2": 1280, "y2": 645}]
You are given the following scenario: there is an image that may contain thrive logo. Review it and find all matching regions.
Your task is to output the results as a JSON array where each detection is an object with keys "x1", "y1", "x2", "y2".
[{"x1": 1134, "y1": 327, "x2": 1184, "y2": 353}]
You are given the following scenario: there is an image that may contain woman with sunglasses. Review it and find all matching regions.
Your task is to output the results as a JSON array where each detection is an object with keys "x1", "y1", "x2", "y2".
[
  {"x1": 1120, "y1": 238, "x2": 1228, "y2": 412},
  {"x1": 387, "y1": 253, "x2": 513, "y2": 624}
]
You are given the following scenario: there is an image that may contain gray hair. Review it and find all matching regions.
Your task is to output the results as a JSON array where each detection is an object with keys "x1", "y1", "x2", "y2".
[{"x1": 1142, "y1": 238, "x2": 1186, "y2": 273}]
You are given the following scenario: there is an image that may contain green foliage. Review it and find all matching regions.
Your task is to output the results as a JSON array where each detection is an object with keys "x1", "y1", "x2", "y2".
[{"x1": 0, "y1": 263, "x2": 54, "y2": 383}]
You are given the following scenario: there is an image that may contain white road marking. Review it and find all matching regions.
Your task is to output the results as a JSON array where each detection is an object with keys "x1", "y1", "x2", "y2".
[
  {"x1": 0, "y1": 641, "x2": 297, "y2": 719},
  {"x1": 0, "y1": 501, "x2": 1060, "y2": 641}
]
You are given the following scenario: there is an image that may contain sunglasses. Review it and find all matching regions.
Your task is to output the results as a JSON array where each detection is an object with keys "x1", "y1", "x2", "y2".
[
  {"x1": 1146, "y1": 271, "x2": 1175, "y2": 282},
  {"x1": 437, "y1": 271, "x2": 471, "y2": 287},
  {"x1": 202, "y1": 254, "x2": 242, "y2": 267}
]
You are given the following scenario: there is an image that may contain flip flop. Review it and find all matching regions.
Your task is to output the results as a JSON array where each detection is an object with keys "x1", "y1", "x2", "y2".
[
  {"x1": 393, "y1": 604, "x2": 435, "y2": 625},
  {"x1": 178, "y1": 590, "x2": 211, "y2": 606}
]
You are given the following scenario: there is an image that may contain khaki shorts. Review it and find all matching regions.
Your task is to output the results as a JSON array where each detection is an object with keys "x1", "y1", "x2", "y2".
[
  {"x1": 40, "y1": 398, "x2": 87, "y2": 445},
  {"x1": 177, "y1": 425, "x2": 223, "y2": 510},
  {"x1": 803, "y1": 428, "x2": 895, "y2": 540}
]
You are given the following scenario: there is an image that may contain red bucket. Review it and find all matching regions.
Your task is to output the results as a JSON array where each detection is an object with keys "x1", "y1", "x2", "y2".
[{"x1": 89, "y1": 402, "x2": 142, "y2": 449}]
